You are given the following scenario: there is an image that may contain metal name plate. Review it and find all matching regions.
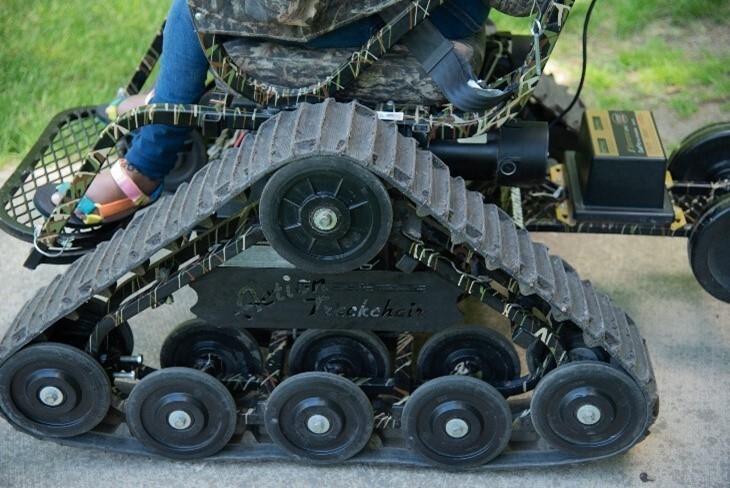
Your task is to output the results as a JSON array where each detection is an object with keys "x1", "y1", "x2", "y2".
[{"x1": 190, "y1": 268, "x2": 463, "y2": 332}]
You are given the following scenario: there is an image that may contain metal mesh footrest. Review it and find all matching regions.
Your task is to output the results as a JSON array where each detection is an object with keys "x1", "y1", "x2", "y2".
[{"x1": 0, "y1": 107, "x2": 123, "y2": 242}]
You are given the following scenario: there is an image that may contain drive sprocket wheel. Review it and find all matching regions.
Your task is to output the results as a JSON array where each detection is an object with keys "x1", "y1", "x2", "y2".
[
  {"x1": 530, "y1": 361, "x2": 648, "y2": 457},
  {"x1": 125, "y1": 367, "x2": 237, "y2": 460},
  {"x1": 417, "y1": 325, "x2": 520, "y2": 385},
  {"x1": 259, "y1": 157, "x2": 393, "y2": 274},
  {"x1": 0, "y1": 343, "x2": 111, "y2": 437},
  {"x1": 401, "y1": 375, "x2": 512, "y2": 468},
  {"x1": 287, "y1": 329, "x2": 391, "y2": 378},
  {"x1": 159, "y1": 319, "x2": 263, "y2": 378},
  {"x1": 264, "y1": 372, "x2": 374, "y2": 463}
]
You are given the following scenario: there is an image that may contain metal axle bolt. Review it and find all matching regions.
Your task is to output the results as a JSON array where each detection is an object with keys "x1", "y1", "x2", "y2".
[
  {"x1": 312, "y1": 208, "x2": 338, "y2": 231},
  {"x1": 38, "y1": 386, "x2": 64, "y2": 407},
  {"x1": 307, "y1": 414, "x2": 331, "y2": 434},
  {"x1": 576, "y1": 404, "x2": 602, "y2": 425},
  {"x1": 168, "y1": 410, "x2": 193, "y2": 430},
  {"x1": 119, "y1": 355, "x2": 144, "y2": 365},
  {"x1": 445, "y1": 418, "x2": 469, "y2": 439}
]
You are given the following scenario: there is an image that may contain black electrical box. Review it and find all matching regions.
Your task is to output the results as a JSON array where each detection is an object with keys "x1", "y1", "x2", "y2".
[{"x1": 565, "y1": 110, "x2": 675, "y2": 223}]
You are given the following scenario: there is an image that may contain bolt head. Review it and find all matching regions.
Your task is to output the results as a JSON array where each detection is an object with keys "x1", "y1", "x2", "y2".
[
  {"x1": 306, "y1": 414, "x2": 331, "y2": 434},
  {"x1": 311, "y1": 207, "x2": 338, "y2": 231},
  {"x1": 576, "y1": 404, "x2": 602, "y2": 426},
  {"x1": 38, "y1": 386, "x2": 64, "y2": 407},
  {"x1": 445, "y1": 418, "x2": 469, "y2": 439},
  {"x1": 168, "y1": 410, "x2": 193, "y2": 430}
]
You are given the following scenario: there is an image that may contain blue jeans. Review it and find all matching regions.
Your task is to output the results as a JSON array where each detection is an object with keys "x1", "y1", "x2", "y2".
[
  {"x1": 126, "y1": 0, "x2": 490, "y2": 180},
  {"x1": 125, "y1": 0, "x2": 208, "y2": 180}
]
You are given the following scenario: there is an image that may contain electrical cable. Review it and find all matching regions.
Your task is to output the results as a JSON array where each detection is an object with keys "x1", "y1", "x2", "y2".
[{"x1": 550, "y1": 0, "x2": 599, "y2": 128}]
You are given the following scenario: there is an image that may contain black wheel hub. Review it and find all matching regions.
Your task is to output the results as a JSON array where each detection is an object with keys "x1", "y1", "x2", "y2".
[
  {"x1": 417, "y1": 326, "x2": 520, "y2": 385},
  {"x1": 315, "y1": 344, "x2": 367, "y2": 376},
  {"x1": 550, "y1": 386, "x2": 619, "y2": 441},
  {"x1": 288, "y1": 329, "x2": 391, "y2": 378},
  {"x1": 260, "y1": 157, "x2": 393, "y2": 274},
  {"x1": 146, "y1": 392, "x2": 208, "y2": 439},
  {"x1": 286, "y1": 397, "x2": 346, "y2": 449},
  {"x1": 159, "y1": 320, "x2": 263, "y2": 378},
  {"x1": 299, "y1": 195, "x2": 351, "y2": 240}
]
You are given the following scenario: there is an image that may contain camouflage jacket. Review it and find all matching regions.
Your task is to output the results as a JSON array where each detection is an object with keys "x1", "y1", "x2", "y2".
[{"x1": 187, "y1": 1, "x2": 534, "y2": 42}]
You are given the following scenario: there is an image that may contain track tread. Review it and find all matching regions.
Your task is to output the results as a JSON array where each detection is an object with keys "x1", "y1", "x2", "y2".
[
  {"x1": 533, "y1": 242, "x2": 555, "y2": 293},
  {"x1": 516, "y1": 229, "x2": 538, "y2": 293}
]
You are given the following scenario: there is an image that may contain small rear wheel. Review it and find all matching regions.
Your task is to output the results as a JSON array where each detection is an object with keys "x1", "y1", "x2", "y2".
[
  {"x1": 264, "y1": 372, "x2": 373, "y2": 463},
  {"x1": 125, "y1": 367, "x2": 237, "y2": 459},
  {"x1": 530, "y1": 361, "x2": 648, "y2": 457},
  {"x1": 668, "y1": 122, "x2": 730, "y2": 182},
  {"x1": 0, "y1": 343, "x2": 111, "y2": 437},
  {"x1": 688, "y1": 196, "x2": 730, "y2": 302},
  {"x1": 401, "y1": 375, "x2": 512, "y2": 467}
]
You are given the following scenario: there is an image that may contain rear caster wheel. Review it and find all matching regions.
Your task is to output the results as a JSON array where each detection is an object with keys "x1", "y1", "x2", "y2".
[
  {"x1": 401, "y1": 375, "x2": 512, "y2": 467},
  {"x1": 126, "y1": 367, "x2": 237, "y2": 459},
  {"x1": 264, "y1": 372, "x2": 373, "y2": 463},
  {"x1": 0, "y1": 343, "x2": 111, "y2": 437},
  {"x1": 688, "y1": 196, "x2": 730, "y2": 302},
  {"x1": 260, "y1": 157, "x2": 393, "y2": 274},
  {"x1": 287, "y1": 329, "x2": 391, "y2": 378},
  {"x1": 417, "y1": 326, "x2": 520, "y2": 385},
  {"x1": 159, "y1": 319, "x2": 263, "y2": 378},
  {"x1": 530, "y1": 362, "x2": 648, "y2": 457},
  {"x1": 668, "y1": 122, "x2": 730, "y2": 182}
]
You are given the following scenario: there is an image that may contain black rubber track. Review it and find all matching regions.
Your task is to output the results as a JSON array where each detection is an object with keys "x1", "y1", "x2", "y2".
[{"x1": 0, "y1": 100, "x2": 658, "y2": 460}]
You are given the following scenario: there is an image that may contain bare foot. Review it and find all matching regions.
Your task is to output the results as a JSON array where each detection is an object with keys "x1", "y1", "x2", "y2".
[{"x1": 52, "y1": 159, "x2": 159, "y2": 220}]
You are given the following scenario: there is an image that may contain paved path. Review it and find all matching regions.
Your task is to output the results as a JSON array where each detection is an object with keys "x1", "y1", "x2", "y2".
[{"x1": 0, "y1": 170, "x2": 727, "y2": 488}]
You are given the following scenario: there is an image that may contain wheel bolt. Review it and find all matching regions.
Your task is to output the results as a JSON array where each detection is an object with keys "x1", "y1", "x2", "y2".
[
  {"x1": 307, "y1": 414, "x2": 331, "y2": 434},
  {"x1": 576, "y1": 404, "x2": 602, "y2": 425},
  {"x1": 445, "y1": 418, "x2": 469, "y2": 439},
  {"x1": 312, "y1": 208, "x2": 338, "y2": 231},
  {"x1": 168, "y1": 410, "x2": 193, "y2": 430},
  {"x1": 38, "y1": 386, "x2": 64, "y2": 407}
]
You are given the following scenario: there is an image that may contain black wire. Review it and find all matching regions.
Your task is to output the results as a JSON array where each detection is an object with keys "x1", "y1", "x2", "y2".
[{"x1": 549, "y1": 0, "x2": 598, "y2": 128}]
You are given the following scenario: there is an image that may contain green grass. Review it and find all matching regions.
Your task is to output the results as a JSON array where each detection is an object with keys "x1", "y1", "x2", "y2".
[
  {"x1": 491, "y1": 0, "x2": 730, "y2": 117},
  {"x1": 0, "y1": 0, "x2": 168, "y2": 163},
  {"x1": 1, "y1": 0, "x2": 728, "y2": 168}
]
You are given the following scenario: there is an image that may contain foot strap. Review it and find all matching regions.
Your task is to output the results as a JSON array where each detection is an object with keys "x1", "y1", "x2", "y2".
[{"x1": 76, "y1": 161, "x2": 161, "y2": 225}]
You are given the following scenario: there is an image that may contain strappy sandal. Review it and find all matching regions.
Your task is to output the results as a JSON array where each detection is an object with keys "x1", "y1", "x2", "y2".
[{"x1": 34, "y1": 160, "x2": 162, "y2": 228}]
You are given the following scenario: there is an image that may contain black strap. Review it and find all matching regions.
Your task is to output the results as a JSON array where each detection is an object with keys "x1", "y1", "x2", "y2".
[{"x1": 401, "y1": 19, "x2": 512, "y2": 112}]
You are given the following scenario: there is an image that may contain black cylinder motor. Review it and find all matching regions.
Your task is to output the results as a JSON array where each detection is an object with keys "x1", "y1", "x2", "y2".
[{"x1": 429, "y1": 120, "x2": 549, "y2": 185}]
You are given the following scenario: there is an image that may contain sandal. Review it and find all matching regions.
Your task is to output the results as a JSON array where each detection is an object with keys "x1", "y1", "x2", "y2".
[
  {"x1": 34, "y1": 160, "x2": 162, "y2": 228},
  {"x1": 96, "y1": 90, "x2": 155, "y2": 124}
]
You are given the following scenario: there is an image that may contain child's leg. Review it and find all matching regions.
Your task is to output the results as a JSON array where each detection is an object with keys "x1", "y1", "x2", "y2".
[
  {"x1": 66, "y1": 0, "x2": 209, "y2": 217},
  {"x1": 123, "y1": 0, "x2": 209, "y2": 181}
]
